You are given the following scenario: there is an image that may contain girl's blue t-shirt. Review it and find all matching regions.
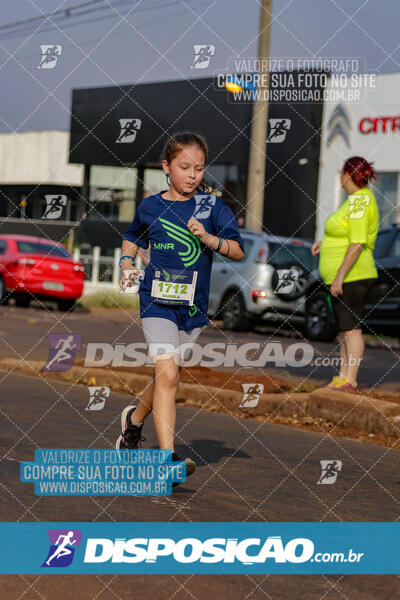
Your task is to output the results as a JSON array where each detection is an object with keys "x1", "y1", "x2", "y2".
[{"x1": 123, "y1": 191, "x2": 244, "y2": 331}]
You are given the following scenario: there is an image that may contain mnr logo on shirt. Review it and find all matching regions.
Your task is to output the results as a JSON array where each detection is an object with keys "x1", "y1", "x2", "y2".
[
  {"x1": 153, "y1": 242, "x2": 174, "y2": 250},
  {"x1": 159, "y1": 218, "x2": 201, "y2": 267}
]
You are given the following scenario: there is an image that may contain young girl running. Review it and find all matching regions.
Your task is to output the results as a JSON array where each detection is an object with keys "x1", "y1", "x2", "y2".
[{"x1": 116, "y1": 132, "x2": 244, "y2": 481}]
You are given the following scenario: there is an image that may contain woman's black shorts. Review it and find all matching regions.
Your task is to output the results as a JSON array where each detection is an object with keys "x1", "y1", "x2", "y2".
[{"x1": 331, "y1": 278, "x2": 376, "y2": 332}]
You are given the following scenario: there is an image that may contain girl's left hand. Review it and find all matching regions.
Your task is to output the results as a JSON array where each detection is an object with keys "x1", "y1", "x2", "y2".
[
  {"x1": 138, "y1": 248, "x2": 150, "y2": 266},
  {"x1": 187, "y1": 217, "x2": 207, "y2": 242},
  {"x1": 330, "y1": 276, "x2": 343, "y2": 297}
]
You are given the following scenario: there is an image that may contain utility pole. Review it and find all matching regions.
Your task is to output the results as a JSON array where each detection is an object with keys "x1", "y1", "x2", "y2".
[{"x1": 245, "y1": 0, "x2": 272, "y2": 231}]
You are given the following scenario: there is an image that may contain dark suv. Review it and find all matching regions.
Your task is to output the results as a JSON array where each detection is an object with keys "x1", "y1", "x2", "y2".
[{"x1": 305, "y1": 225, "x2": 400, "y2": 341}]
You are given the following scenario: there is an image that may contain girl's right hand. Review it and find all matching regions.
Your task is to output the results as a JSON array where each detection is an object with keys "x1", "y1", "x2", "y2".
[
  {"x1": 120, "y1": 268, "x2": 140, "y2": 291},
  {"x1": 311, "y1": 241, "x2": 322, "y2": 256}
]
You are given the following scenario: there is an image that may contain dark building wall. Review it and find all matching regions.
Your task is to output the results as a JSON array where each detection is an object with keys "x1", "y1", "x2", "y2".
[
  {"x1": 70, "y1": 74, "x2": 324, "y2": 241},
  {"x1": 0, "y1": 185, "x2": 83, "y2": 245},
  {"x1": 70, "y1": 79, "x2": 252, "y2": 168},
  {"x1": 0, "y1": 219, "x2": 74, "y2": 244},
  {"x1": 76, "y1": 219, "x2": 127, "y2": 255},
  {"x1": 0, "y1": 185, "x2": 82, "y2": 221},
  {"x1": 265, "y1": 98, "x2": 323, "y2": 239}
]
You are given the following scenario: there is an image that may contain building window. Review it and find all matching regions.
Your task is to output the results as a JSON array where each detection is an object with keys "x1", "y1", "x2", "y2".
[
  {"x1": 0, "y1": 192, "x2": 8, "y2": 217},
  {"x1": 370, "y1": 172, "x2": 398, "y2": 229},
  {"x1": 89, "y1": 166, "x2": 136, "y2": 222}
]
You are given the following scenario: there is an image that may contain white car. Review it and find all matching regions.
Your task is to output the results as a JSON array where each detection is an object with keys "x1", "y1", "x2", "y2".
[{"x1": 208, "y1": 230, "x2": 317, "y2": 331}]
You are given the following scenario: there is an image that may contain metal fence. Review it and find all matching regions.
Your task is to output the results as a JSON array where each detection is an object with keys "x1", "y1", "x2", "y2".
[{"x1": 73, "y1": 247, "x2": 145, "y2": 293}]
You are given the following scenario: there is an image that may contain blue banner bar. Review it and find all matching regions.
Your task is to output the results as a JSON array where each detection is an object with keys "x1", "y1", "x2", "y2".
[{"x1": 0, "y1": 523, "x2": 398, "y2": 574}]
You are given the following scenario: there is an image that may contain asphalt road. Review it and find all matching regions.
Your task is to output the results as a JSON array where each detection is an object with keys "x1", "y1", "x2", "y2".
[
  {"x1": 0, "y1": 372, "x2": 399, "y2": 598},
  {"x1": 0, "y1": 304, "x2": 399, "y2": 391}
]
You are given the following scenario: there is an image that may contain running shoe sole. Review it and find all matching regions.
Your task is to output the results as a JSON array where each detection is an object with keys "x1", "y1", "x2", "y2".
[
  {"x1": 172, "y1": 456, "x2": 197, "y2": 487},
  {"x1": 184, "y1": 457, "x2": 196, "y2": 477},
  {"x1": 115, "y1": 405, "x2": 136, "y2": 450}
]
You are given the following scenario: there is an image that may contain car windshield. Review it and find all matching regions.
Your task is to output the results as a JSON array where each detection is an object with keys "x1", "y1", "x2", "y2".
[
  {"x1": 17, "y1": 241, "x2": 71, "y2": 259},
  {"x1": 268, "y1": 242, "x2": 317, "y2": 270}
]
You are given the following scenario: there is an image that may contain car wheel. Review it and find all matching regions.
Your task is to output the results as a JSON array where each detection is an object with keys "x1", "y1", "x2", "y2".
[
  {"x1": 220, "y1": 292, "x2": 252, "y2": 332},
  {"x1": 271, "y1": 262, "x2": 309, "y2": 301},
  {"x1": 0, "y1": 277, "x2": 7, "y2": 305},
  {"x1": 304, "y1": 291, "x2": 338, "y2": 342},
  {"x1": 14, "y1": 293, "x2": 30, "y2": 308},
  {"x1": 58, "y1": 299, "x2": 76, "y2": 312}
]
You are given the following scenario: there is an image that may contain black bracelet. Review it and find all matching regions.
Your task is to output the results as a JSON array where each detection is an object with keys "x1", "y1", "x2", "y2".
[
  {"x1": 217, "y1": 237, "x2": 223, "y2": 252},
  {"x1": 223, "y1": 240, "x2": 231, "y2": 257}
]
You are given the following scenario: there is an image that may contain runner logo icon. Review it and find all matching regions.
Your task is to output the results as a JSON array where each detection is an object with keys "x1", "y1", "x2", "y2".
[
  {"x1": 317, "y1": 460, "x2": 342, "y2": 485},
  {"x1": 116, "y1": 119, "x2": 142, "y2": 143},
  {"x1": 190, "y1": 44, "x2": 215, "y2": 69},
  {"x1": 86, "y1": 386, "x2": 110, "y2": 411},
  {"x1": 192, "y1": 194, "x2": 216, "y2": 219},
  {"x1": 42, "y1": 334, "x2": 82, "y2": 372},
  {"x1": 42, "y1": 195, "x2": 67, "y2": 219},
  {"x1": 42, "y1": 529, "x2": 82, "y2": 568},
  {"x1": 346, "y1": 195, "x2": 370, "y2": 219},
  {"x1": 267, "y1": 119, "x2": 291, "y2": 143},
  {"x1": 239, "y1": 383, "x2": 264, "y2": 408},
  {"x1": 275, "y1": 269, "x2": 299, "y2": 294},
  {"x1": 37, "y1": 45, "x2": 62, "y2": 69}
]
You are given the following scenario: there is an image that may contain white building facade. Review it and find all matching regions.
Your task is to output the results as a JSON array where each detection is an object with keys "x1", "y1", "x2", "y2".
[{"x1": 316, "y1": 72, "x2": 400, "y2": 240}]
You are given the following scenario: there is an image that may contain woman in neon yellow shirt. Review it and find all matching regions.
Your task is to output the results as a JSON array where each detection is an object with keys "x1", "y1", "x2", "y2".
[{"x1": 312, "y1": 156, "x2": 379, "y2": 392}]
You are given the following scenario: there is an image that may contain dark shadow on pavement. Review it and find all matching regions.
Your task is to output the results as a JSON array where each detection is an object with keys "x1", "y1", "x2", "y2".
[{"x1": 176, "y1": 439, "x2": 250, "y2": 466}]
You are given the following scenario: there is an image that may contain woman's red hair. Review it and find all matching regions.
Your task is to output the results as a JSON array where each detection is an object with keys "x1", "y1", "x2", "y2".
[{"x1": 342, "y1": 156, "x2": 377, "y2": 188}]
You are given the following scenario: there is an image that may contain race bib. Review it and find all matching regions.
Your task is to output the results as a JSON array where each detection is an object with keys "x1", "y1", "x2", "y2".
[{"x1": 150, "y1": 269, "x2": 197, "y2": 306}]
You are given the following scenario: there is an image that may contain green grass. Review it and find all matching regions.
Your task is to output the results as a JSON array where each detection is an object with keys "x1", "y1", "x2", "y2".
[
  {"x1": 78, "y1": 290, "x2": 140, "y2": 309},
  {"x1": 293, "y1": 383, "x2": 317, "y2": 393}
]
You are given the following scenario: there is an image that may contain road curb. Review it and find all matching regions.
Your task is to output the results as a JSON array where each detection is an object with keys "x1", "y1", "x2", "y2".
[
  {"x1": 0, "y1": 358, "x2": 399, "y2": 437},
  {"x1": 307, "y1": 388, "x2": 400, "y2": 436}
]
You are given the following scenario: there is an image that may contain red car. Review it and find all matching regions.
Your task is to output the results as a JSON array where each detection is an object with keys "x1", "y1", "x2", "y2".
[{"x1": 0, "y1": 234, "x2": 85, "y2": 311}]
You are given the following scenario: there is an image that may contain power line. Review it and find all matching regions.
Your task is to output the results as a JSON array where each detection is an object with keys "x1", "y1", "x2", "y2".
[
  {"x1": 9, "y1": 0, "x2": 212, "y2": 61},
  {"x1": 59, "y1": 0, "x2": 213, "y2": 50},
  {"x1": 0, "y1": 0, "x2": 108, "y2": 32},
  {"x1": 0, "y1": 0, "x2": 126, "y2": 40},
  {"x1": 0, "y1": 0, "x2": 197, "y2": 41}
]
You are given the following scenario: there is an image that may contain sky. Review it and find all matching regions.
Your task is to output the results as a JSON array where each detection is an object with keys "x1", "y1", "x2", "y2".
[{"x1": 1, "y1": 0, "x2": 400, "y2": 132}]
